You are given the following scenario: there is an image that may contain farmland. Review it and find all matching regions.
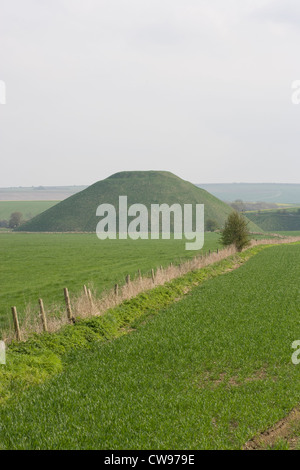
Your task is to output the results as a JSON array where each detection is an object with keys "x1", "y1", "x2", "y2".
[
  {"x1": 0, "y1": 201, "x2": 58, "y2": 222},
  {"x1": 246, "y1": 208, "x2": 300, "y2": 232},
  {"x1": 0, "y1": 232, "x2": 221, "y2": 334},
  {"x1": 0, "y1": 243, "x2": 299, "y2": 449},
  {"x1": 0, "y1": 186, "x2": 86, "y2": 201},
  {"x1": 198, "y1": 182, "x2": 300, "y2": 204}
]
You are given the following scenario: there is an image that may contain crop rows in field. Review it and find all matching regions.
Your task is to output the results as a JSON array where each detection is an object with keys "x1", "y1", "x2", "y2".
[{"x1": 1, "y1": 244, "x2": 300, "y2": 449}]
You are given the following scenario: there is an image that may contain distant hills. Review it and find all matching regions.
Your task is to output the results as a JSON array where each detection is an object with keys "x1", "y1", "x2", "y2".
[
  {"x1": 4, "y1": 182, "x2": 300, "y2": 205},
  {"x1": 246, "y1": 209, "x2": 300, "y2": 232},
  {"x1": 0, "y1": 186, "x2": 87, "y2": 201},
  {"x1": 17, "y1": 171, "x2": 261, "y2": 233},
  {"x1": 197, "y1": 183, "x2": 300, "y2": 204}
]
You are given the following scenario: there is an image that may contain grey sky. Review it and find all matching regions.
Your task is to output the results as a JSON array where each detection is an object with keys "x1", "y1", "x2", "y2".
[{"x1": 0, "y1": 0, "x2": 300, "y2": 186}]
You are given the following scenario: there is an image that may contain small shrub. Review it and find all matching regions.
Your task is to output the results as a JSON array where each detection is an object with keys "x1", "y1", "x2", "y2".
[{"x1": 220, "y1": 211, "x2": 250, "y2": 252}]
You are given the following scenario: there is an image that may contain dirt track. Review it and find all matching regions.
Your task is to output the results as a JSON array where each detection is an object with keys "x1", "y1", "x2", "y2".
[{"x1": 243, "y1": 408, "x2": 300, "y2": 450}]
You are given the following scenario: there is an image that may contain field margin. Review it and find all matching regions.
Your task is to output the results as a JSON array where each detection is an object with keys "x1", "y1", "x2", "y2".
[{"x1": 0, "y1": 244, "x2": 270, "y2": 405}]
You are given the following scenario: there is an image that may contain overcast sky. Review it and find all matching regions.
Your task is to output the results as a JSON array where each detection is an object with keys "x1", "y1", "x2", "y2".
[{"x1": 1, "y1": 0, "x2": 300, "y2": 187}]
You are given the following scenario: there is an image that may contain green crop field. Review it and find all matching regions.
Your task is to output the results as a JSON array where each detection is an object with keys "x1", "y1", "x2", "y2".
[
  {"x1": 0, "y1": 201, "x2": 58, "y2": 222},
  {"x1": 0, "y1": 232, "x2": 221, "y2": 334},
  {"x1": 0, "y1": 244, "x2": 300, "y2": 449}
]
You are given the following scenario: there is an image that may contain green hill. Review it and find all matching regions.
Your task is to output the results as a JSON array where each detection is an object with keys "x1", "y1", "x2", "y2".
[
  {"x1": 17, "y1": 171, "x2": 261, "y2": 233},
  {"x1": 246, "y1": 208, "x2": 300, "y2": 231}
]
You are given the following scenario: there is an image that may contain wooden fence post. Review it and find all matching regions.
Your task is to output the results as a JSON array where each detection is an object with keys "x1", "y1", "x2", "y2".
[
  {"x1": 64, "y1": 288, "x2": 74, "y2": 323},
  {"x1": 38, "y1": 298, "x2": 48, "y2": 332},
  {"x1": 114, "y1": 284, "x2": 119, "y2": 296},
  {"x1": 83, "y1": 285, "x2": 88, "y2": 297},
  {"x1": 126, "y1": 274, "x2": 130, "y2": 285},
  {"x1": 151, "y1": 269, "x2": 155, "y2": 283},
  {"x1": 138, "y1": 269, "x2": 142, "y2": 281},
  {"x1": 11, "y1": 306, "x2": 21, "y2": 341},
  {"x1": 87, "y1": 288, "x2": 93, "y2": 306}
]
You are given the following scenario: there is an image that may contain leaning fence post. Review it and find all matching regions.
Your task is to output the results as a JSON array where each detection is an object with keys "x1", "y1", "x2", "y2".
[
  {"x1": 64, "y1": 287, "x2": 74, "y2": 322},
  {"x1": 87, "y1": 288, "x2": 93, "y2": 307},
  {"x1": 11, "y1": 306, "x2": 21, "y2": 341},
  {"x1": 114, "y1": 283, "x2": 119, "y2": 296},
  {"x1": 38, "y1": 298, "x2": 48, "y2": 332},
  {"x1": 151, "y1": 269, "x2": 155, "y2": 283},
  {"x1": 83, "y1": 285, "x2": 88, "y2": 297}
]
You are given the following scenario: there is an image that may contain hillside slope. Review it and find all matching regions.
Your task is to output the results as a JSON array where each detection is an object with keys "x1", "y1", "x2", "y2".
[
  {"x1": 17, "y1": 171, "x2": 261, "y2": 232},
  {"x1": 246, "y1": 209, "x2": 300, "y2": 231}
]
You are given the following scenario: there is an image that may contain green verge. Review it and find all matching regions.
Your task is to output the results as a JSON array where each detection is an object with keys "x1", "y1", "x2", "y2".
[{"x1": 0, "y1": 244, "x2": 266, "y2": 405}]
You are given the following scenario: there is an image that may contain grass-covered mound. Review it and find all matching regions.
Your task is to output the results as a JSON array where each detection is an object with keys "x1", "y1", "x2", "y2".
[{"x1": 17, "y1": 171, "x2": 261, "y2": 232}]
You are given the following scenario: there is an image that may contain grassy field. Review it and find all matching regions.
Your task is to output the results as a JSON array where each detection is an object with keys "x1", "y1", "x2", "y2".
[
  {"x1": 0, "y1": 201, "x2": 58, "y2": 221},
  {"x1": 246, "y1": 208, "x2": 300, "y2": 232},
  {"x1": 0, "y1": 232, "x2": 221, "y2": 334},
  {"x1": 0, "y1": 244, "x2": 299, "y2": 449}
]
